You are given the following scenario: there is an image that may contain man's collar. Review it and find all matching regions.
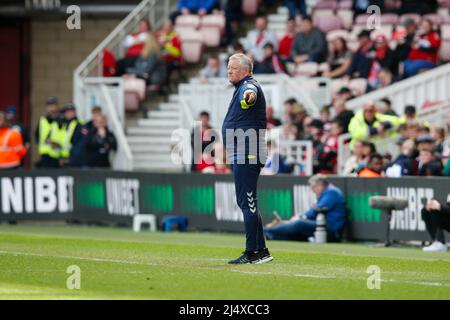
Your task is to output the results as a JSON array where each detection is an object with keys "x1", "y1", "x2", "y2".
[{"x1": 234, "y1": 75, "x2": 253, "y2": 88}]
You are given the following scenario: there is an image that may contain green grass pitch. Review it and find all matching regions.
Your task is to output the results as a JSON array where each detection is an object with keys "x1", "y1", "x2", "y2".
[{"x1": 0, "y1": 225, "x2": 449, "y2": 300}]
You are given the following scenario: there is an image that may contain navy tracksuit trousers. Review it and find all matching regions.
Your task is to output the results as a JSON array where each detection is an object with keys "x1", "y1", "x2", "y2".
[{"x1": 231, "y1": 163, "x2": 266, "y2": 252}]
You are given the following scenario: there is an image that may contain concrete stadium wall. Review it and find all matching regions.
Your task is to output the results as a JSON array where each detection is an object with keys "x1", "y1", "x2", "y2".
[{"x1": 30, "y1": 18, "x2": 122, "y2": 162}]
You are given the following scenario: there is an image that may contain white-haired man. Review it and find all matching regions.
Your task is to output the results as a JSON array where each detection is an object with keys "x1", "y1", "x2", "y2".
[{"x1": 222, "y1": 53, "x2": 273, "y2": 264}]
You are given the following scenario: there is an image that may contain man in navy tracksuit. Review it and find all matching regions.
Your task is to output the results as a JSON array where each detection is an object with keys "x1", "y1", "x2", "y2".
[{"x1": 222, "y1": 53, "x2": 273, "y2": 264}]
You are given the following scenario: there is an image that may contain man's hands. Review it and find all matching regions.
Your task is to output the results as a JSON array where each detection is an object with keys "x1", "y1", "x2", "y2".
[
  {"x1": 294, "y1": 54, "x2": 309, "y2": 64},
  {"x1": 426, "y1": 199, "x2": 442, "y2": 211},
  {"x1": 244, "y1": 90, "x2": 257, "y2": 105}
]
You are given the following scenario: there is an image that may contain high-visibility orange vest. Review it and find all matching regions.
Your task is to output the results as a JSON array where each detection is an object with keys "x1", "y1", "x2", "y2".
[
  {"x1": 358, "y1": 168, "x2": 382, "y2": 178},
  {"x1": 0, "y1": 128, "x2": 26, "y2": 169}
]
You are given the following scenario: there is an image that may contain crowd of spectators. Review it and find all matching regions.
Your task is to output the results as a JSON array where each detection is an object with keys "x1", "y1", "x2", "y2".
[{"x1": 34, "y1": 97, "x2": 117, "y2": 169}]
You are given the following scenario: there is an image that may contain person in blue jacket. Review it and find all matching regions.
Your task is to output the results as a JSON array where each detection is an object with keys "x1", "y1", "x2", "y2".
[
  {"x1": 264, "y1": 174, "x2": 347, "y2": 242},
  {"x1": 171, "y1": 0, "x2": 218, "y2": 22},
  {"x1": 223, "y1": 53, "x2": 273, "y2": 264}
]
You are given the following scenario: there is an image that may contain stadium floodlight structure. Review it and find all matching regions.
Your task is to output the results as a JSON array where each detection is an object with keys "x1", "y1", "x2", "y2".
[{"x1": 369, "y1": 196, "x2": 408, "y2": 247}]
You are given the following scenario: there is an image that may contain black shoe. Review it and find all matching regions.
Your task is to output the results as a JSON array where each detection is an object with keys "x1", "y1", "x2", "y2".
[{"x1": 228, "y1": 249, "x2": 273, "y2": 265}]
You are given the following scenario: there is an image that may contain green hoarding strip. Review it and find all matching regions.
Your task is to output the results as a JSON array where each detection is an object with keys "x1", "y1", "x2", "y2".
[{"x1": 141, "y1": 185, "x2": 174, "y2": 213}]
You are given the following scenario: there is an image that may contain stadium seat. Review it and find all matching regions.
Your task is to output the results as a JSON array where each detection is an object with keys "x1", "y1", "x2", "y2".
[
  {"x1": 242, "y1": 0, "x2": 260, "y2": 16},
  {"x1": 199, "y1": 15, "x2": 223, "y2": 47},
  {"x1": 440, "y1": 40, "x2": 450, "y2": 61},
  {"x1": 438, "y1": 7, "x2": 449, "y2": 18},
  {"x1": 339, "y1": 0, "x2": 352, "y2": 9},
  {"x1": 312, "y1": 9, "x2": 334, "y2": 25},
  {"x1": 319, "y1": 62, "x2": 330, "y2": 73},
  {"x1": 201, "y1": 14, "x2": 226, "y2": 34},
  {"x1": 331, "y1": 78, "x2": 349, "y2": 96},
  {"x1": 337, "y1": 9, "x2": 353, "y2": 30},
  {"x1": 441, "y1": 15, "x2": 450, "y2": 24},
  {"x1": 175, "y1": 14, "x2": 201, "y2": 29},
  {"x1": 349, "y1": 78, "x2": 368, "y2": 96},
  {"x1": 442, "y1": 25, "x2": 450, "y2": 39},
  {"x1": 123, "y1": 77, "x2": 146, "y2": 113},
  {"x1": 355, "y1": 14, "x2": 371, "y2": 25},
  {"x1": 295, "y1": 62, "x2": 319, "y2": 77},
  {"x1": 314, "y1": 1, "x2": 338, "y2": 10},
  {"x1": 315, "y1": 15, "x2": 343, "y2": 33},
  {"x1": 179, "y1": 30, "x2": 203, "y2": 64},
  {"x1": 380, "y1": 13, "x2": 399, "y2": 25},
  {"x1": 327, "y1": 29, "x2": 349, "y2": 42}
]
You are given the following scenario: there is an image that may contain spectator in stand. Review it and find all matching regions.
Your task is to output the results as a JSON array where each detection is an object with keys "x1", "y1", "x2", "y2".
[
  {"x1": 127, "y1": 33, "x2": 167, "y2": 86},
  {"x1": 416, "y1": 134, "x2": 435, "y2": 152},
  {"x1": 85, "y1": 115, "x2": 117, "y2": 168},
  {"x1": 171, "y1": 0, "x2": 218, "y2": 21},
  {"x1": 323, "y1": 37, "x2": 352, "y2": 79},
  {"x1": 315, "y1": 120, "x2": 342, "y2": 174},
  {"x1": 348, "y1": 101, "x2": 402, "y2": 147},
  {"x1": 157, "y1": 20, "x2": 182, "y2": 85},
  {"x1": 191, "y1": 111, "x2": 218, "y2": 171},
  {"x1": 36, "y1": 96, "x2": 62, "y2": 168},
  {"x1": 224, "y1": 0, "x2": 242, "y2": 46},
  {"x1": 400, "y1": 105, "x2": 421, "y2": 125},
  {"x1": 319, "y1": 106, "x2": 331, "y2": 131},
  {"x1": 421, "y1": 197, "x2": 450, "y2": 252},
  {"x1": 5, "y1": 105, "x2": 30, "y2": 159},
  {"x1": 358, "y1": 153, "x2": 384, "y2": 177},
  {"x1": 263, "y1": 174, "x2": 346, "y2": 242},
  {"x1": 231, "y1": 41, "x2": 245, "y2": 55},
  {"x1": 353, "y1": 0, "x2": 385, "y2": 17},
  {"x1": 278, "y1": 18, "x2": 297, "y2": 63},
  {"x1": 283, "y1": 0, "x2": 307, "y2": 18},
  {"x1": 395, "y1": 18, "x2": 417, "y2": 62},
  {"x1": 367, "y1": 34, "x2": 398, "y2": 90},
  {"x1": 243, "y1": 15, "x2": 278, "y2": 63},
  {"x1": 335, "y1": 86, "x2": 355, "y2": 102},
  {"x1": 373, "y1": 67, "x2": 396, "y2": 90},
  {"x1": 266, "y1": 105, "x2": 282, "y2": 129},
  {"x1": 385, "y1": 139, "x2": 418, "y2": 177},
  {"x1": 431, "y1": 126, "x2": 446, "y2": 155},
  {"x1": 343, "y1": 139, "x2": 365, "y2": 175},
  {"x1": 116, "y1": 19, "x2": 151, "y2": 76},
  {"x1": 379, "y1": 98, "x2": 398, "y2": 116},
  {"x1": 201, "y1": 142, "x2": 231, "y2": 174},
  {"x1": 85, "y1": 106, "x2": 103, "y2": 132},
  {"x1": 332, "y1": 99, "x2": 354, "y2": 134},
  {"x1": 254, "y1": 43, "x2": 286, "y2": 74},
  {"x1": 403, "y1": 19, "x2": 441, "y2": 78},
  {"x1": 199, "y1": 55, "x2": 227, "y2": 82},
  {"x1": 346, "y1": 30, "x2": 373, "y2": 79},
  {"x1": 418, "y1": 148, "x2": 443, "y2": 176},
  {"x1": 262, "y1": 140, "x2": 292, "y2": 175},
  {"x1": 0, "y1": 111, "x2": 26, "y2": 170},
  {"x1": 292, "y1": 16, "x2": 328, "y2": 64},
  {"x1": 60, "y1": 103, "x2": 85, "y2": 168}
]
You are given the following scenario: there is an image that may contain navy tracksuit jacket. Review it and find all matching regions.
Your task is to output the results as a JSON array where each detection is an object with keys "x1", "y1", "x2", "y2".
[{"x1": 222, "y1": 75, "x2": 268, "y2": 252}]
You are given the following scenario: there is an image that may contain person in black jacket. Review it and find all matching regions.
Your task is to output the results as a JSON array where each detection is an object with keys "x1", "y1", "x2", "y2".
[
  {"x1": 346, "y1": 30, "x2": 373, "y2": 78},
  {"x1": 421, "y1": 198, "x2": 450, "y2": 252},
  {"x1": 86, "y1": 115, "x2": 117, "y2": 168},
  {"x1": 395, "y1": 18, "x2": 417, "y2": 62},
  {"x1": 418, "y1": 149, "x2": 443, "y2": 176}
]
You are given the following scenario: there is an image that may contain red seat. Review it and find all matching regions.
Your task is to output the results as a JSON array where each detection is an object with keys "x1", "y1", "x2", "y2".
[
  {"x1": 175, "y1": 14, "x2": 200, "y2": 29},
  {"x1": 179, "y1": 30, "x2": 203, "y2": 64},
  {"x1": 315, "y1": 14, "x2": 343, "y2": 33},
  {"x1": 315, "y1": 1, "x2": 338, "y2": 10}
]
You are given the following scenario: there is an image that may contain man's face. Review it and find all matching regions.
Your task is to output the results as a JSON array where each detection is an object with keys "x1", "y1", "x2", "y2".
[
  {"x1": 287, "y1": 19, "x2": 295, "y2": 33},
  {"x1": 368, "y1": 158, "x2": 384, "y2": 174},
  {"x1": 47, "y1": 103, "x2": 59, "y2": 116},
  {"x1": 310, "y1": 183, "x2": 324, "y2": 197},
  {"x1": 200, "y1": 115, "x2": 209, "y2": 127},
  {"x1": 264, "y1": 46, "x2": 273, "y2": 58},
  {"x1": 138, "y1": 21, "x2": 150, "y2": 33},
  {"x1": 64, "y1": 109, "x2": 76, "y2": 120},
  {"x1": 353, "y1": 141, "x2": 364, "y2": 157},
  {"x1": 419, "y1": 151, "x2": 433, "y2": 164},
  {"x1": 255, "y1": 17, "x2": 267, "y2": 31},
  {"x1": 227, "y1": 58, "x2": 247, "y2": 84},
  {"x1": 363, "y1": 104, "x2": 376, "y2": 122},
  {"x1": 208, "y1": 58, "x2": 219, "y2": 70},
  {"x1": 301, "y1": 20, "x2": 312, "y2": 33},
  {"x1": 358, "y1": 36, "x2": 370, "y2": 47}
]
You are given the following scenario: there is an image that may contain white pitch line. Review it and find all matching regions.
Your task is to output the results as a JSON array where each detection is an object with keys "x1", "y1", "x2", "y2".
[{"x1": 0, "y1": 250, "x2": 449, "y2": 288}]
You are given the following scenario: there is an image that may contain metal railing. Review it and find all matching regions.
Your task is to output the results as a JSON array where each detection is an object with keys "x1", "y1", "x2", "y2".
[
  {"x1": 73, "y1": 0, "x2": 177, "y2": 170},
  {"x1": 346, "y1": 62, "x2": 450, "y2": 114}
]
